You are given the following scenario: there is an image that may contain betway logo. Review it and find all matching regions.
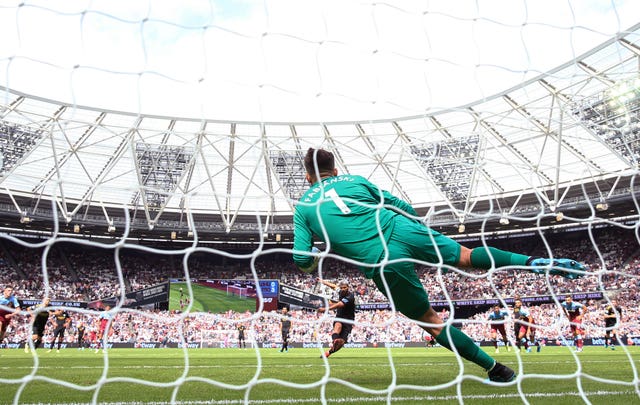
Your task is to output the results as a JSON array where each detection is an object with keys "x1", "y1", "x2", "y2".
[{"x1": 138, "y1": 343, "x2": 157, "y2": 348}]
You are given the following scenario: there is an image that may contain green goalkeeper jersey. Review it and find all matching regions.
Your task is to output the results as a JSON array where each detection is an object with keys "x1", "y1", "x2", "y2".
[{"x1": 293, "y1": 174, "x2": 417, "y2": 278}]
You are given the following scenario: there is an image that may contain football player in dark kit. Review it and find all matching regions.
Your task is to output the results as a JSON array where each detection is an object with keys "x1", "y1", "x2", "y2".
[
  {"x1": 237, "y1": 324, "x2": 247, "y2": 349},
  {"x1": 25, "y1": 296, "x2": 51, "y2": 353},
  {"x1": 280, "y1": 307, "x2": 292, "y2": 352},
  {"x1": 76, "y1": 321, "x2": 86, "y2": 350},
  {"x1": 316, "y1": 279, "x2": 356, "y2": 358},
  {"x1": 604, "y1": 298, "x2": 622, "y2": 350},
  {"x1": 47, "y1": 308, "x2": 71, "y2": 353}
]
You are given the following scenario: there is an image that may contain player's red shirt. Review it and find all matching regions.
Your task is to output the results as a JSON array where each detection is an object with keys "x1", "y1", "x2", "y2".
[
  {"x1": 98, "y1": 311, "x2": 114, "y2": 333},
  {"x1": 562, "y1": 301, "x2": 585, "y2": 322},
  {"x1": 0, "y1": 294, "x2": 20, "y2": 323}
]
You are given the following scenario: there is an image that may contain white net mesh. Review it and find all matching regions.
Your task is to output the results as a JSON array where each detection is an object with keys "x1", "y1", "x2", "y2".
[{"x1": 0, "y1": 1, "x2": 639, "y2": 404}]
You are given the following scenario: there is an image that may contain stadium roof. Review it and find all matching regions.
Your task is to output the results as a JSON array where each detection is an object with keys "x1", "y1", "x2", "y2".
[{"x1": 0, "y1": 22, "x2": 639, "y2": 239}]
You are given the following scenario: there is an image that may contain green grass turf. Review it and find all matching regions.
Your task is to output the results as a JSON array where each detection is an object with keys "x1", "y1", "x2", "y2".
[
  {"x1": 1, "y1": 346, "x2": 638, "y2": 404},
  {"x1": 168, "y1": 282, "x2": 255, "y2": 313}
]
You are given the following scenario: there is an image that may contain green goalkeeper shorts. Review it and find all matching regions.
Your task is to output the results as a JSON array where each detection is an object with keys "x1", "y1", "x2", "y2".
[
  {"x1": 371, "y1": 215, "x2": 461, "y2": 320},
  {"x1": 372, "y1": 268, "x2": 430, "y2": 320}
]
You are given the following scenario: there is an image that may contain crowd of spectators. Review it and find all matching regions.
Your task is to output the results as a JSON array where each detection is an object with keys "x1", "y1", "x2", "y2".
[
  {"x1": 2, "y1": 226, "x2": 639, "y2": 304},
  {"x1": 3, "y1": 296, "x2": 639, "y2": 348},
  {"x1": 1, "y1": 224, "x2": 639, "y2": 347}
]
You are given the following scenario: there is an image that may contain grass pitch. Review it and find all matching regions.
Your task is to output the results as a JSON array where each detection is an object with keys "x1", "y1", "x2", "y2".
[
  {"x1": 169, "y1": 282, "x2": 255, "y2": 313},
  {"x1": 1, "y1": 346, "x2": 638, "y2": 404}
]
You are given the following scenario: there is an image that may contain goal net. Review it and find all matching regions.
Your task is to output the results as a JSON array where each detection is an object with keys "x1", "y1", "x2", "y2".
[
  {"x1": 0, "y1": 1, "x2": 639, "y2": 404},
  {"x1": 226, "y1": 284, "x2": 249, "y2": 299}
]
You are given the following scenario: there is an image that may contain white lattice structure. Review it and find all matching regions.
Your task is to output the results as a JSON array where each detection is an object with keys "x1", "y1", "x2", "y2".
[{"x1": 0, "y1": 4, "x2": 637, "y2": 241}]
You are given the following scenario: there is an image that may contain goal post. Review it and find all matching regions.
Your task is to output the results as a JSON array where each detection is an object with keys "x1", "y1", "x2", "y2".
[{"x1": 226, "y1": 284, "x2": 249, "y2": 299}]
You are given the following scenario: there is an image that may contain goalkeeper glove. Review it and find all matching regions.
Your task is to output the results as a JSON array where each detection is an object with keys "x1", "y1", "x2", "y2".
[{"x1": 299, "y1": 247, "x2": 320, "y2": 274}]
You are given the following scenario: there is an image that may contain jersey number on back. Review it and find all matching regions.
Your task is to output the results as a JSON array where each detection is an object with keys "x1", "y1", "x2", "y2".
[{"x1": 325, "y1": 188, "x2": 351, "y2": 214}]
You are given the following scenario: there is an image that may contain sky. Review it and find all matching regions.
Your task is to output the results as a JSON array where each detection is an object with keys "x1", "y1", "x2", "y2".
[{"x1": 0, "y1": 0, "x2": 639, "y2": 122}]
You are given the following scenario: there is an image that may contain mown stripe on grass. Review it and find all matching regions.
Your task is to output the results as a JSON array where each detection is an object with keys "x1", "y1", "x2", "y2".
[{"x1": 0, "y1": 357, "x2": 636, "y2": 371}]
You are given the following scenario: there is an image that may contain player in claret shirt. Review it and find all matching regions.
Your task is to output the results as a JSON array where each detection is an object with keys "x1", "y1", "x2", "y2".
[
  {"x1": 95, "y1": 305, "x2": 114, "y2": 353},
  {"x1": 0, "y1": 287, "x2": 21, "y2": 347},
  {"x1": 513, "y1": 299, "x2": 539, "y2": 352},
  {"x1": 488, "y1": 305, "x2": 511, "y2": 353},
  {"x1": 561, "y1": 296, "x2": 586, "y2": 352}
]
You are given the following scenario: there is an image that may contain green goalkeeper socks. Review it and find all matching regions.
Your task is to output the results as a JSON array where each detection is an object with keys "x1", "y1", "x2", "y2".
[
  {"x1": 435, "y1": 325, "x2": 495, "y2": 370},
  {"x1": 470, "y1": 247, "x2": 529, "y2": 269}
]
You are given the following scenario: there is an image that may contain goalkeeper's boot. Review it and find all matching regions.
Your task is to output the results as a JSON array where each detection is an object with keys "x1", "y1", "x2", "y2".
[
  {"x1": 528, "y1": 258, "x2": 586, "y2": 279},
  {"x1": 487, "y1": 362, "x2": 516, "y2": 383}
]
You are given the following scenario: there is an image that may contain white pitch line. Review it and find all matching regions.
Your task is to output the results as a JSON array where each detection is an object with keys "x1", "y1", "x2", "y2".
[{"x1": 11, "y1": 389, "x2": 639, "y2": 405}]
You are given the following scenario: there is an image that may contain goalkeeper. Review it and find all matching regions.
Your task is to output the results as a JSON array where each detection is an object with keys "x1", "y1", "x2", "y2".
[{"x1": 292, "y1": 148, "x2": 586, "y2": 383}]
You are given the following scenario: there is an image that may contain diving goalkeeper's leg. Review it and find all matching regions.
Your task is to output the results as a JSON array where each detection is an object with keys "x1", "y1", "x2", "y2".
[
  {"x1": 458, "y1": 246, "x2": 586, "y2": 279},
  {"x1": 372, "y1": 265, "x2": 516, "y2": 384},
  {"x1": 418, "y1": 307, "x2": 516, "y2": 383}
]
